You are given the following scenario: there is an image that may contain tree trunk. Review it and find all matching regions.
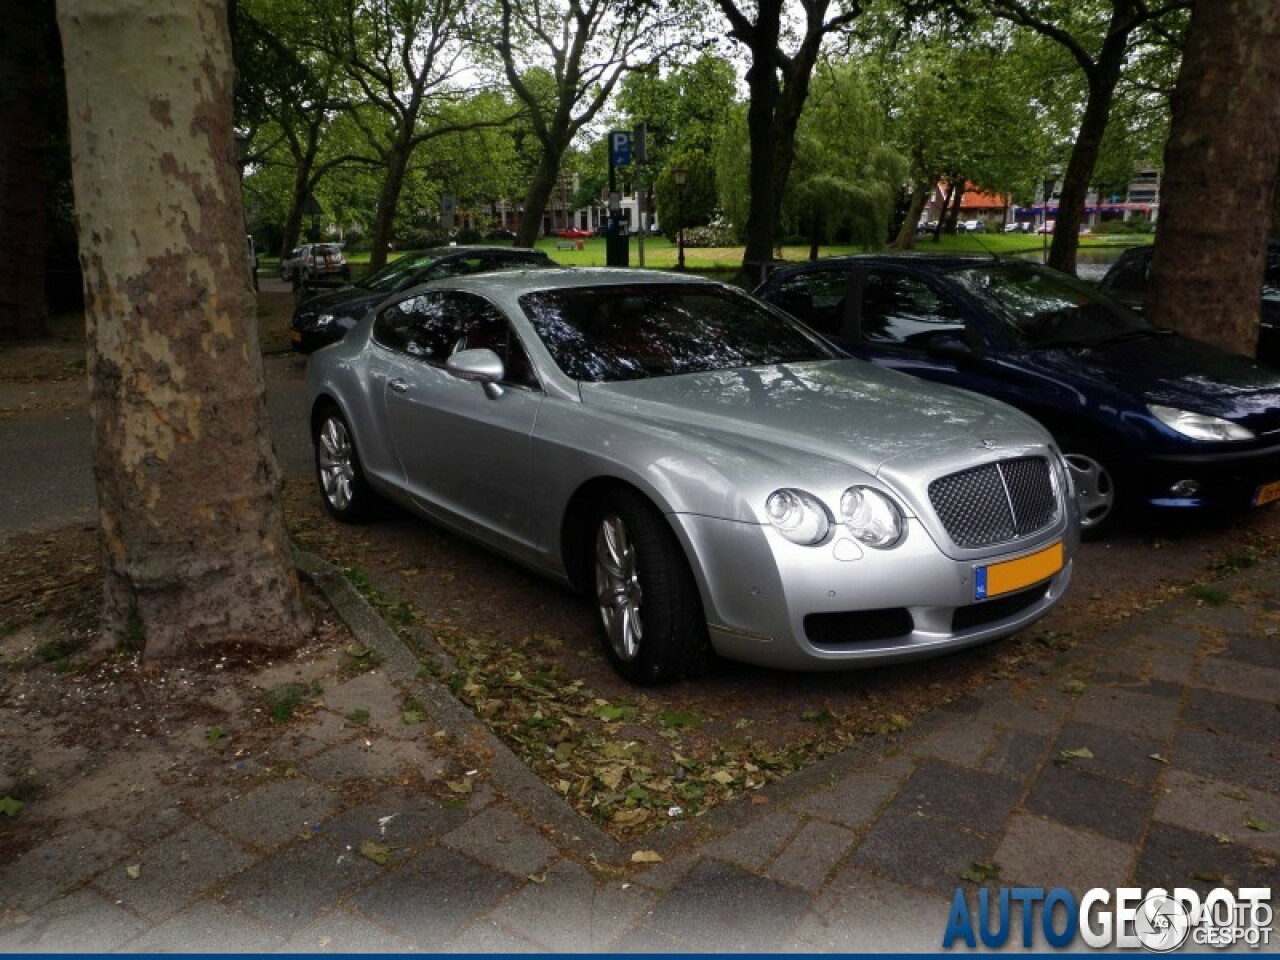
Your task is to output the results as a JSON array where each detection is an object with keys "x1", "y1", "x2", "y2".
[
  {"x1": 931, "y1": 181, "x2": 956, "y2": 243},
  {"x1": 944, "y1": 183, "x2": 966, "y2": 233},
  {"x1": 1047, "y1": 10, "x2": 1129, "y2": 276},
  {"x1": 1048, "y1": 73, "x2": 1120, "y2": 275},
  {"x1": 741, "y1": 43, "x2": 783, "y2": 278},
  {"x1": 892, "y1": 180, "x2": 932, "y2": 250},
  {"x1": 367, "y1": 139, "x2": 413, "y2": 273},
  {"x1": 517, "y1": 144, "x2": 566, "y2": 249},
  {"x1": 280, "y1": 128, "x2": 321, "y2": 259},
  {"x1": 0, "y1": 1, "x2": 53, "y2": 340},
  {"x1": 808, "y1": 204, "x2": 822, "y2": 261},
  {"x1": 1147, "y1": 0, "x2": 1280, "y2": 357},
  {"x1": 57, "y1": 0, "x2": 309, "y2": 656}
]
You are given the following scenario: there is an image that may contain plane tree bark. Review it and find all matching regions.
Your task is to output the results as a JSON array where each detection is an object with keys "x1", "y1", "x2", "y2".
[
  {"x1": 57, "y1": 0, "x2": 310, "y2": 656},
  {"x1": 1146, "y1": 0, "x2": 1280, "y2": 357}
]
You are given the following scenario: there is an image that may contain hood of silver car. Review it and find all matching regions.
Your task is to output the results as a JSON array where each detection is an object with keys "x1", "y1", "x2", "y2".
[{"x1": 580, "y1": 359, "x2": 1047, "y2": 478}]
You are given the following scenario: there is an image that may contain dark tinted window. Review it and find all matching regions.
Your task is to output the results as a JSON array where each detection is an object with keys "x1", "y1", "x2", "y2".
[
  {"x1": 767, "y1": 270, "x2": 850, "y2": 336},
  {"x1": 1264, "y1": 245, "x2": 1280, "y2": 305},
  {"x1": 373, "y1": 292, "x2": 463, "y2": 361},
  {"x1": 520, "y1": 283, "x2": 833, "y2": 382},
  {"x1": 859, "y1": 271, "x2": 966, "y2": 345},
  {"x1": 1105, "y1": 251, "x2": 1150, "y2": 295},
  {"x1": 950, "y1": 263, "x2": 1150, "y2": 346}
]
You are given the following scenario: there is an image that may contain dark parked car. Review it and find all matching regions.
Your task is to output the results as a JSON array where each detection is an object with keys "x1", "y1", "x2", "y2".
[
  {"x1": 1099, "y1": 240, "x2": 1280, "y2": 365},
  {"x1": 290, "y1": 245, "x2": 554, "y2": 353},
  {"x1": 756, "y1": 254, "x2": 1280, "y2": 536}
]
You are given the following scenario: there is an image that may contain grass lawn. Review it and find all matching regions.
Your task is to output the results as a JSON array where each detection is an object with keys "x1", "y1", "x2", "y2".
[{"x1": 260, "y1": 230, "x2": 1151, "y2": 280}]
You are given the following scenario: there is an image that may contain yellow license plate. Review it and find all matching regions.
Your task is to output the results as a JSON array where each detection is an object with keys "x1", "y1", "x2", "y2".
[
  {"x1": 975, "y1": 541, "x2": 1064, "y2": 601},
  {"x1": 1253, "y1": 480, "x2": 1280, "y2": 507},
  {"x1": 291, "y1": 330, "x2": 302, "y2": 343}
]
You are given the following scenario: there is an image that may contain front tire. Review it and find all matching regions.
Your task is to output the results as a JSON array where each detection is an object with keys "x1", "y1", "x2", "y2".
[
  {"x1": 1061, "y1": 445, "x2": 1117, "y2": 538},
  {"x1": 592, "y1": 490, "x2": 709, "y2": 684},
  {"x1": 314, "y1": 406, "x2": 374, "y2": 522}
]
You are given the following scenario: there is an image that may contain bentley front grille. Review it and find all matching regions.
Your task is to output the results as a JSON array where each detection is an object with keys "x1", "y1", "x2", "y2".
[{"x1": 928, "y1": 456, "x2": 1058, "y2": 548}]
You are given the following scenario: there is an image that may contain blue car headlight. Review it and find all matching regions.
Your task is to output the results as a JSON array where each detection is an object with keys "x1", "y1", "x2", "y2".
[
  {"x1": 839, "y1": 486, "x2": 904, "y2": 548},
  {"x1": 765, "y1": 489, "x2": 830, "y2": 545},
  {"x1": 1148, "y1": 404, "x2": 1254, "y2": 442}
]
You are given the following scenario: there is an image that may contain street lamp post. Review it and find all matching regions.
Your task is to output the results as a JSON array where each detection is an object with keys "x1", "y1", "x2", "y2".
[{"x1": 673, "y1": 164, "x2": 687, "y2": 270}]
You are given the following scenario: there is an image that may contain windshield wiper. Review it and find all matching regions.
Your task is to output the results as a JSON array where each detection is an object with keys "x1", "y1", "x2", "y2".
[
  {"x1": 1029, "y1": 338, "x2": 1091, "y2": 350},
  {"x1": 1087, "y1": 328, "x2": 1176, "y2": 347}
]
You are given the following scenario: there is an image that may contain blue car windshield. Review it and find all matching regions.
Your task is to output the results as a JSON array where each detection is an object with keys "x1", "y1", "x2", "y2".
[
  {"x1": 950, "y1": 263, "x2": 1157, "y2": 348},
  {"x1": 520, "y1": 284, "x2": 835, "y2": 382}
]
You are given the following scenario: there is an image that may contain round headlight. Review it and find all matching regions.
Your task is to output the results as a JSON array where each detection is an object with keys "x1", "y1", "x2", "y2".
[
  {"x1": 765, "y1": 489, "x2": 830, "y2": 545},
  {"x1": 1148, "y1": 404, "x2": 1254, "y2": 442},
  {"x1": 839, "y1": 486, "x2": 904, "y2": 548}
]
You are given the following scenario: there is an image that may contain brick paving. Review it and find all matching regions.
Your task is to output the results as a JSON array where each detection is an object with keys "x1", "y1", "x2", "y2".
[{"x1": 1, "y1": 550, "x2": 1277, "y2": 953}]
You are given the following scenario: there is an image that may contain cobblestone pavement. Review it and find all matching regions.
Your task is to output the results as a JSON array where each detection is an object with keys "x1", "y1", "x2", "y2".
[{"x1": 1, "y1": 547, "x2": 1276, "y2": 953}]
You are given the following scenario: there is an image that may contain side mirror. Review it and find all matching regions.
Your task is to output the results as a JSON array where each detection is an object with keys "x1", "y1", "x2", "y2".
[
  {"x1": 927, "y1": 333, "x2": 982, "y2": 363},
  {"x1": 447, "y1": 347, "x2": 506, "y2": 398}
]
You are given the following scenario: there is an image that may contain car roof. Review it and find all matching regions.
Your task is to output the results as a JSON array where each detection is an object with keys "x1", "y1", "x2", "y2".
[
  {"x1": 409, "y1": 245, "x2": 547, "y2": 258},
  {"x1": 431, "y1": 266, "x2": 721, "y2": 298},
  {"x1": 768, "y1": 253, "x2": 1002, "y2": 276}
]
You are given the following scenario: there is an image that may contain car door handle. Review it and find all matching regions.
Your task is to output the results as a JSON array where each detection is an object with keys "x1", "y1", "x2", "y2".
[{"x1": 388, "y1": 378, "x2": 409, "y2": 393}]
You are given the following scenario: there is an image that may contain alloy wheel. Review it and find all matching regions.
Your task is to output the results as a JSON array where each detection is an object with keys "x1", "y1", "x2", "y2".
[
  {"x1": 317, "y1": 416, "x2": 356, "y2": 512},
  {"x1": 595, "y1": 513, "x2": 644, "y2": 662}
]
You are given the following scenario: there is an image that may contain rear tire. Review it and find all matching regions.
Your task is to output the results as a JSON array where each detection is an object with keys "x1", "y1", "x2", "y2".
[
  {"x1": 314, "y1": 406, "x2": 374, "y2": 522},
  {"x1": 591, "y1": 489, "x2": 710, "y2": 684}
]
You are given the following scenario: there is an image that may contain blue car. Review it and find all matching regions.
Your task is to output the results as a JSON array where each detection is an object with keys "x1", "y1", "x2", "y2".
[{"x1": 756, "y1": 254, "x2": 1280, "y2": 536}]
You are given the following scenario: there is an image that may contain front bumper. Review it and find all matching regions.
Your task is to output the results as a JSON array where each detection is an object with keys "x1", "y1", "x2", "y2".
[
  {"x1": 1126, "y1": 442, "x2": 1280, "y2": 514},
  {"x1": 675, "y1": 514, "x2": 1074, "y2": 671},
  {"x1": 290, "y1": 319, "x2": 345, "y2": 354}
]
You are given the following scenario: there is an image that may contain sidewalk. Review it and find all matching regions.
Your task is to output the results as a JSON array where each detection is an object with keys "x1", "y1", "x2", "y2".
[{"x1": 1, "y1": 545, "x2": 1276, "y2": 953}]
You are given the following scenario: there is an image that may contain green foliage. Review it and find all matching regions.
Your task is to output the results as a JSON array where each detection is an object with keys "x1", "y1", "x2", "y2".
[
  {"x1": 784, "y1": 61, "x2": 908, "y2": 250},
  {"x1": 616, "y1": 54, "x2": 740, "y2": 170},
  {"x1": 654, "y1": 151, "x2": 718, "y2": 238}
]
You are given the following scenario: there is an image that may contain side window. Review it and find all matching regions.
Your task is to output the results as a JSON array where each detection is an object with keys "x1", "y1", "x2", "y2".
[
  {"x1": 859, "y1": 271, "x2": 966, "y2": 347},
  {"x1": 372, "y1": 293, "x2": 466, "y2": 361},
  {"x1": 1107, "y1": 253, "x2": 1150, "y2": 295},
  {"x1": 375, "y1": 291, "x2": 538, "y2": 389},
  {"x1": 1264, "y1": 247, "x2": 1280, "y2": 305},
  {"x1": 447, "y1": 293, "x2": 540, "y2": 390},
  {"x1": 768, "y1": 271, "x2": 850, "y2": 336}
]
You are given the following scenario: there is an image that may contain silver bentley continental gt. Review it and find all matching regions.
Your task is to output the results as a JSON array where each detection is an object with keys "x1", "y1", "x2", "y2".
[{"x1": 305, "y1": 268, "x2": 1080, "y2": 684}]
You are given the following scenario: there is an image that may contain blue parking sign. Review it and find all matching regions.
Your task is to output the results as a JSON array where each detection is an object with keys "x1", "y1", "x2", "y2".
[{"x1": 610, "y1": 130, "x2": 632, "y2": 167}]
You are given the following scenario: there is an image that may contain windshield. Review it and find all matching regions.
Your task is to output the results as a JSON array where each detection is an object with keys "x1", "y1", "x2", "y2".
[
  {"x1": 360, "y1": 251, "x2": 445, "y2": 293},
  {"x1": 950, "y1": 263, "x2": 1155, "y2": 347},
  {"x1": 520, "y1": 283, "x2": 836, "y2": 382}
]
